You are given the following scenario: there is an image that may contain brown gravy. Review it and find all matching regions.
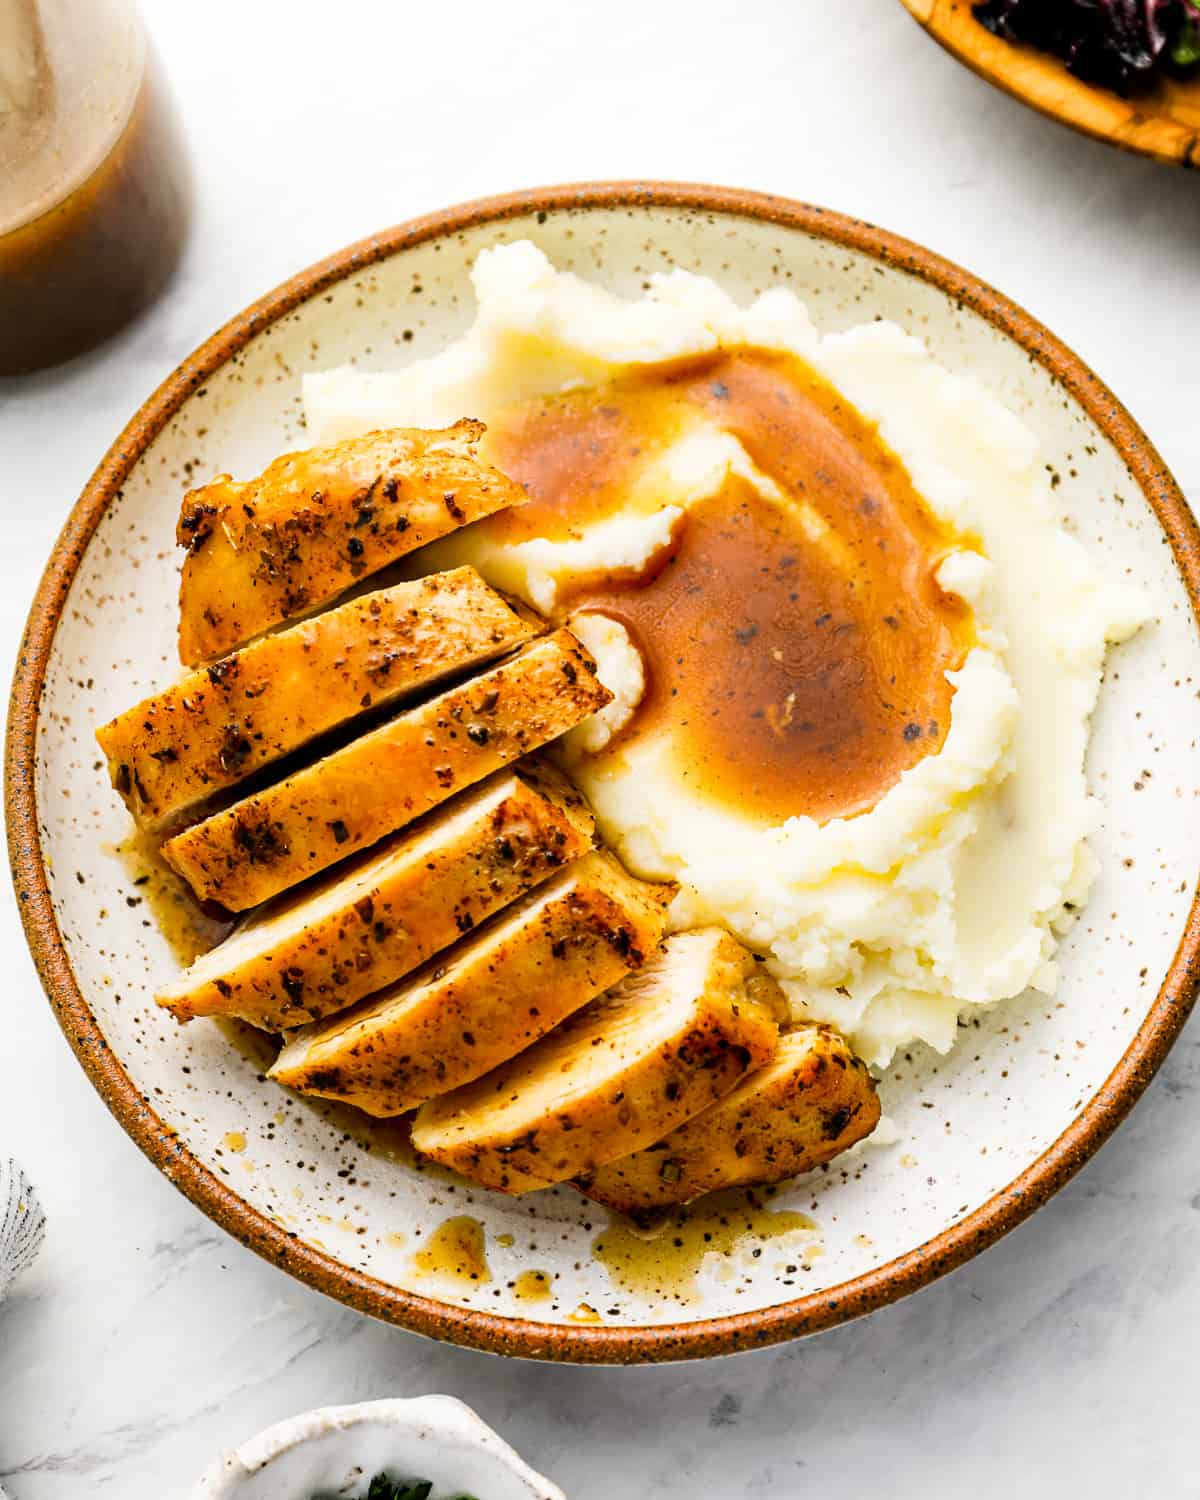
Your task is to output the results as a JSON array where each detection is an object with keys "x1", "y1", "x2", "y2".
[
  {"x1": 0, "y1": 56, "x2": 190, "y2": 375},
  {"x1": 483, "y1": 349, "x2": 973, "y2": 824}
]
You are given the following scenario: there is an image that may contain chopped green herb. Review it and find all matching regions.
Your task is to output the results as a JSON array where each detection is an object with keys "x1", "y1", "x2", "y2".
[
  {"x1": 1171, "y1": 18, "x2": 1200, "y2": 66},
  {"x1": 369, "y1": 1480, "x2": 430, "y2": 1500},
  {"x1": 312, "y1": 1475, "x2": 478, "y2": 1500}
]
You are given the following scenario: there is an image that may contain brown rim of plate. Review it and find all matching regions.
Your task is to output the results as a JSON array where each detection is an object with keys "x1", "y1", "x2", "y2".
[
  {"x1": 7, "y1": 182, "x2": 1200, "y2": 1364},
  {"x1": 899, "y1": 0, "x2": 1200, "y2": 167}
]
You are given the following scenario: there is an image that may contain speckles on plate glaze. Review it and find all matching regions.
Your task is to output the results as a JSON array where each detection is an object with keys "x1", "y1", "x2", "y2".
[{"x1": 11, "y1": 186, "x2": 1200, "y2": 1361}]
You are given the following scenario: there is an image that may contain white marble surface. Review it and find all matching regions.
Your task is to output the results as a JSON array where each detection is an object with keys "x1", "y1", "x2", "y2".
[{"x1": 1, "y1": 2, "x2": 1199, "y2": 1494}]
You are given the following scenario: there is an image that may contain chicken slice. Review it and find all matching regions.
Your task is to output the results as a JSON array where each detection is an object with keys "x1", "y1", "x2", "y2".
[
  {"x1": 269, "y1": 850, "x2": 672, "y2": 1117},
  {"x1": 160, "y1": 628, "x2": 611, "y2": 911},
  {"x1": 411, "y1": 928, "x2": 783, "y2": 1194},
  {"x1": 177, "y1": 421, "x2": 525, "y2": 664},
  {"x1": 98, "y1": 567, "x2": 539, "y2": 832},
  {"x1": 155, "y1": 762, "x2": 595, "y2": 1029},
  {"x1": 578, "y1": 1026, "x2": 880, "y2": 1224}
]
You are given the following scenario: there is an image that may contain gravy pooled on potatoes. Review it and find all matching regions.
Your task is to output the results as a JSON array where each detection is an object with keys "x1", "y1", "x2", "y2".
[{"x1": 483, "y1": 350, "x2": 974, "y2": 824}]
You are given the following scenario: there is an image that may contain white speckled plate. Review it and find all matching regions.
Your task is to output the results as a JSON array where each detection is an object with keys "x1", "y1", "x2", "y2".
[{"x1": 9, "y1": 184, "x2": 1200, "y2": 1362}]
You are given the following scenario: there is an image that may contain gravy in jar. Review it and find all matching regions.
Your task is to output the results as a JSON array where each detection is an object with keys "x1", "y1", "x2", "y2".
[{"x1": 0, "y1": 4, "x2": 189, "y2": 375}]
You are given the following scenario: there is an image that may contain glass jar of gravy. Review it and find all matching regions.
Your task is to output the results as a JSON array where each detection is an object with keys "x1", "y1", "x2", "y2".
[{"x1": 0, "y1": 0, "x2": 191, "y2": 375}]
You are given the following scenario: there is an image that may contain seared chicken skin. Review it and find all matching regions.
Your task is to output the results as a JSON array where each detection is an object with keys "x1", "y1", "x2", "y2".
[
  {"x1": 97, "y1": 568, "x2": 538, "y2": 832},
  {"x1": 160, "y1": 628, "x2": 611, "y2": 911},
  {"x1": 177, "y1": 421, "x2": 524, "y2": 664},
  {"x1": 578, "y1": 1026, "x2": 880, "y2": 1223},
  {"x1": 155, "y1": 763, "x2": 595, "y2": 1029},
  {"x1": 269, "y1": 850, "x2": 672, "y2": 1116},
  {"x1": 412, "y1": 929, "x2": 782, "y2": 1193}
]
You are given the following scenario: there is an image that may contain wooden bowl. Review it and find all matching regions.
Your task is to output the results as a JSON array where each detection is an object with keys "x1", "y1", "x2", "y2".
[
  {"x1": 901, "y1": 0, "x2": 1200, "y2": 165},
  {"x1": 8, "y1": 183, "x2": 1200, "y2": 1362}
]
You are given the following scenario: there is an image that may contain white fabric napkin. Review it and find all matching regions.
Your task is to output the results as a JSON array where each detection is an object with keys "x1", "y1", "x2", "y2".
[
  {"x1": 0, "y1": 1159, "x2": 44, "y2": 1500},
  {"x1": 0, "y1": 1158, "x2": 44, "y2": 1302}
]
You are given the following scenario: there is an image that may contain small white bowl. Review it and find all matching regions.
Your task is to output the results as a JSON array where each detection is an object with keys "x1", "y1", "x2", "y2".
[{"x1": 190, "y1": 1396, "x2": 566, "y2": 1500}]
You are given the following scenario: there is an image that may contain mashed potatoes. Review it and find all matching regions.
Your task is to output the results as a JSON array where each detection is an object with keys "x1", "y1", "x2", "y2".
[{"x1": 305, "y1": 243, "x2": 1145, "y2": 1067}]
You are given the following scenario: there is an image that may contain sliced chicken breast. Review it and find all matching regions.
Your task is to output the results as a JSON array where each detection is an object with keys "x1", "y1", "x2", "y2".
[
  {"x1": 411, "y1": 928, "x2": 783, "y2": 1193},
  {"x1": 160, "y1": 628, "x2": 611, "y2": 911},
  {"x1": 98, "y1": 567, "x2": 539, "y2": 832},
  {"x1": 578, "y1": 1026, "x2": 880, "y2": 1223},
  {"x1": 155, "y1": 762, "x2": 595, "y2": 1028},
  {"x1": 269, "y1": 850, "x2": 672, "y2": 1117},
  {"x1": 177, "y1": 421, "x2": 524, "y2": 664}
]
